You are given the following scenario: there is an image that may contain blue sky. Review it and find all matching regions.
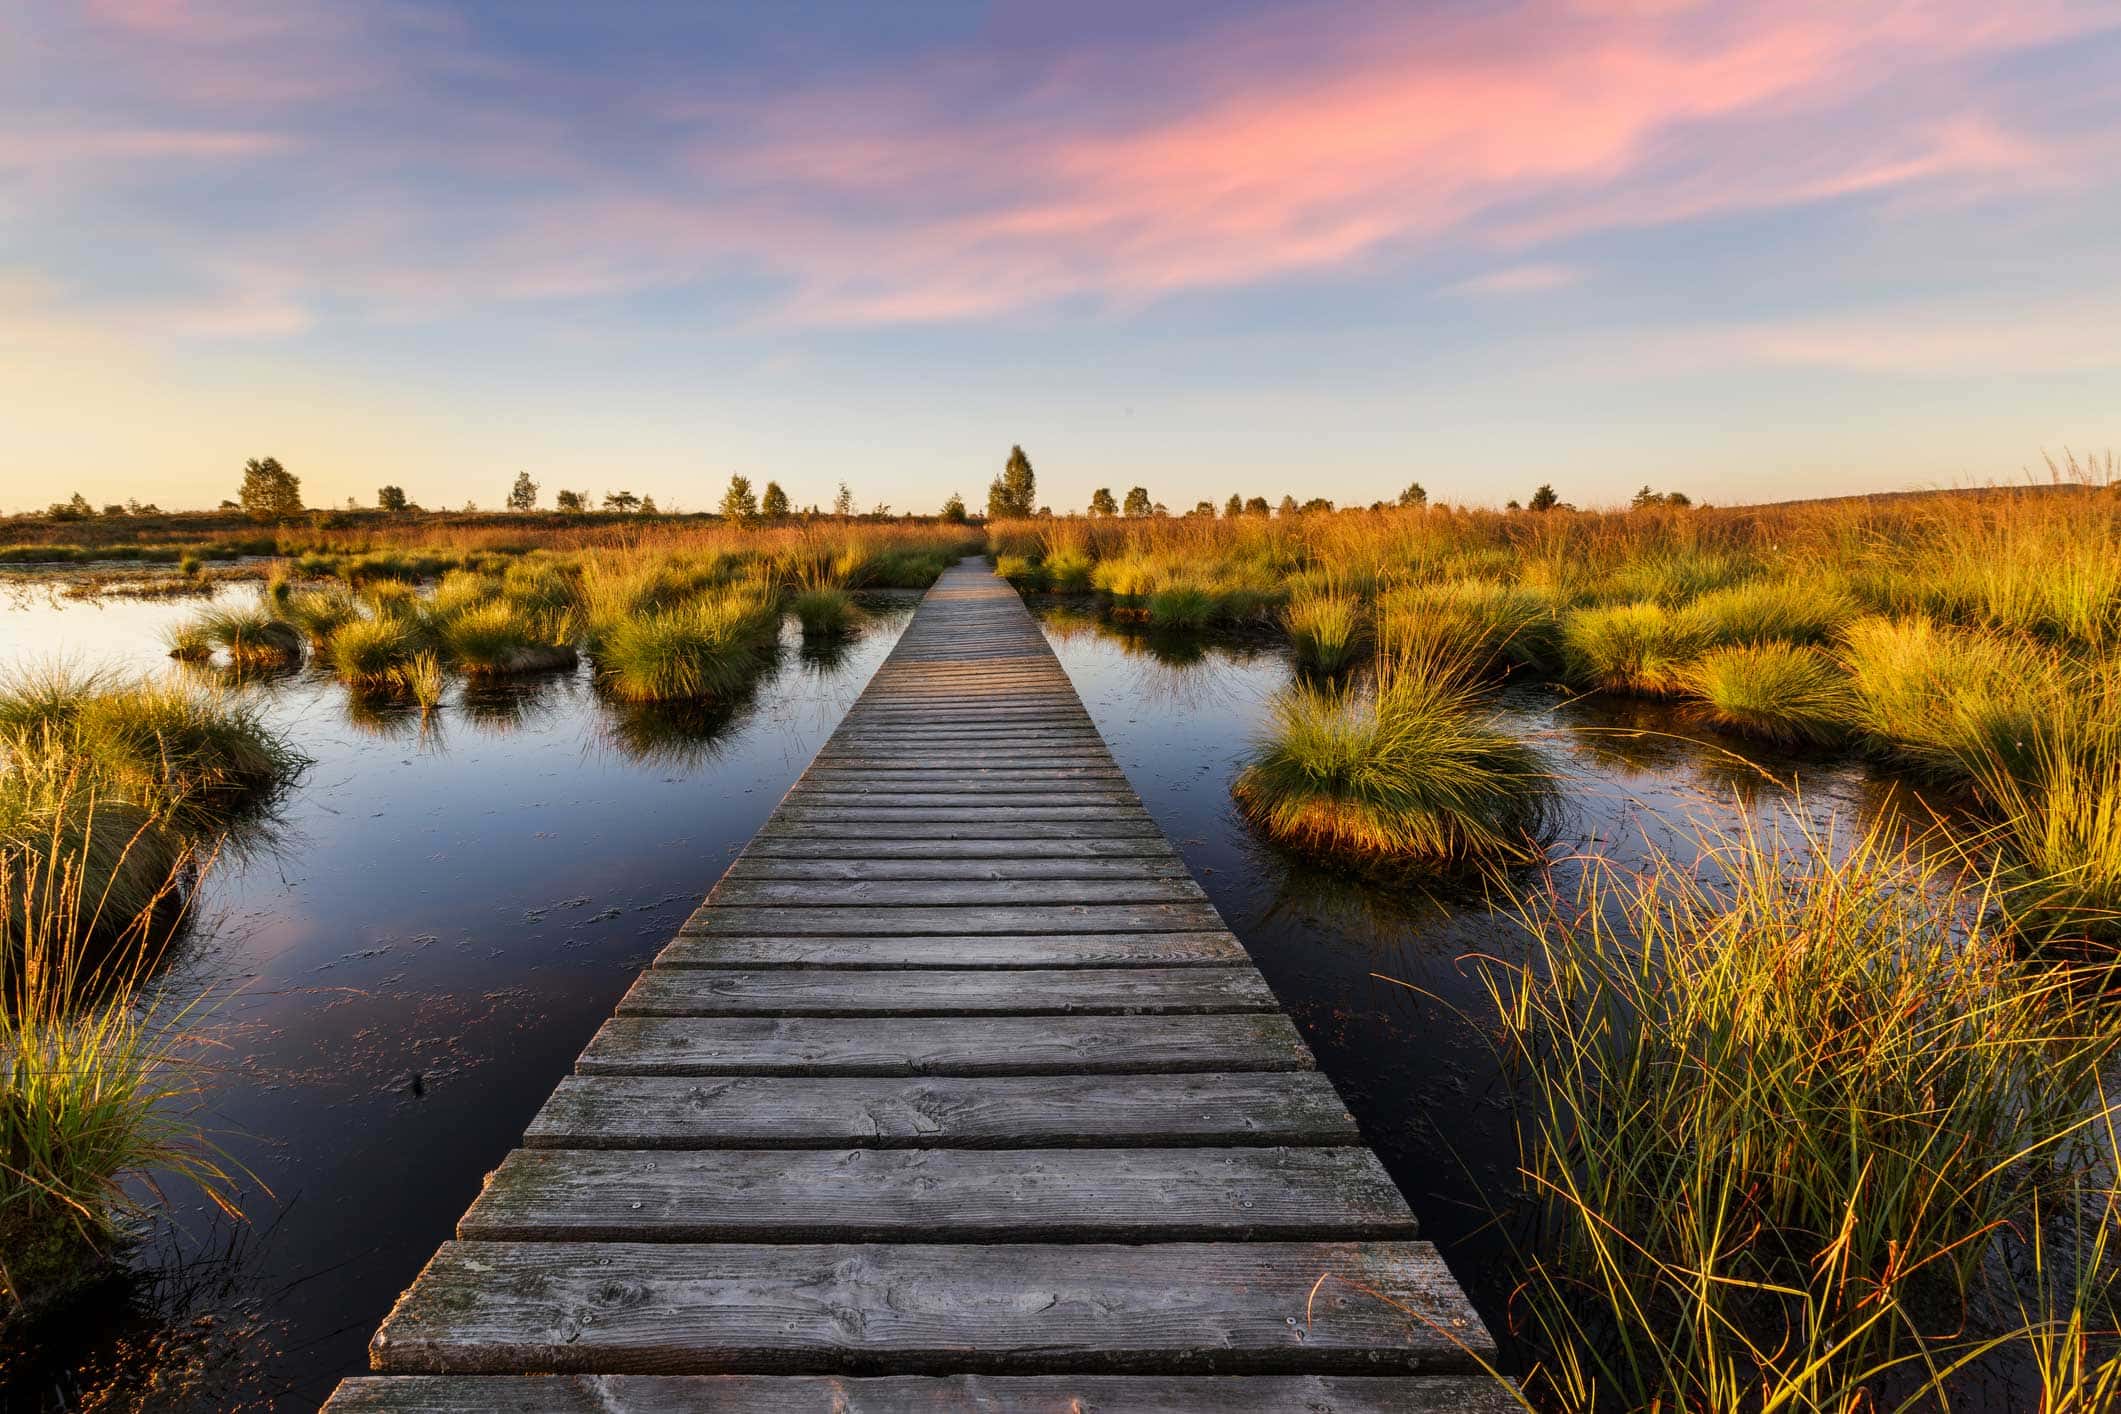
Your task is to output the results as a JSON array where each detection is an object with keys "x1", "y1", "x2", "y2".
[{"x1": 4, "y1": 0, "x2": 2119, "y2": 514}]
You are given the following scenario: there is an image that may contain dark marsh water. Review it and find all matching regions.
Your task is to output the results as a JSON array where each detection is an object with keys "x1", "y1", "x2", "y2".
[{"x1": 0, "y1": 577, "x2": 1920, "y2": 1409}]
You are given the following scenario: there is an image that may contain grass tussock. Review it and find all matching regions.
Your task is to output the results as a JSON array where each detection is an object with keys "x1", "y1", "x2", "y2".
[
  {"x1": 1559, "y1": 600, "x2": 1701, "y2": 696},
  {"x1": 1233, "y1": 647, "x2": 1555, "y2": 871},
  {"x1": 791, "y1": 587, "x2": 856, "y2": 638},
  {"x1": 1486, "y1": 816, "x2": 2121, "y2": 1409},
  {"x1": 1284, "y1": 591, "x2": 1367, "y2": 674},
  {"x1": 1681, "y1": 642, "x2": 1853, "y2": 745},
  {"x1": 594, "y1": 591, "x2": 779, "y2": 703},
  {"x1": 328, "y1": 616, "x2": 419, "y2": 687}
]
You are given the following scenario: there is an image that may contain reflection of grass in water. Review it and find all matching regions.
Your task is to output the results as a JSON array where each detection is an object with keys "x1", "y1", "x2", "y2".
[
  {"x1": 338, "y1": 687, "x2": 423, "y2": 741},
  {"x1": 455, "y1": 674, "x2": 567, "y2": 734},
  {"x1": 6, "y1": 1205, "x2": 287, "y2": 1411},
  {"x1": 591, "y1": 655, "x2": 774, "y2": 770}
]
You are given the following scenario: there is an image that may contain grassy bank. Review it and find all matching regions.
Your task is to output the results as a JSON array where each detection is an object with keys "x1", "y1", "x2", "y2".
[
  {"x1": 1, "y1": 671, "x2": 299, "y2": 1320},
  {"x1": 1478, "y1": 817, "x2": 2121, "y2": 1409}
]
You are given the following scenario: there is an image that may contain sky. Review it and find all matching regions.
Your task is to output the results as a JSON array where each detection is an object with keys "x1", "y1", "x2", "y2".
[{"x1": 4, "y1": 0, "x2": 2120, "y2": 516}]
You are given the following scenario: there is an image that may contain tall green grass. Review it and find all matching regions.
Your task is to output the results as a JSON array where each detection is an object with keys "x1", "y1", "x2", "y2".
[
  {"x1": 594, "y1": 590, "x2": 780, "y2": 703},
  {"x1": 2, "y1": 776, "x2": 236, "y2": 1318},
  {"x1": 1681, "y1": 643, "x2": 1853, "y2": 745},
  {"x1": 1232, "y1": 646, "x2": 1555, "y2": 871},
  {"x1": 791, "y1": 587, "x2": 856, "y2": 638},
  {"x1": 1484, "y1": 816, "x2": 2121, "y2": 1408},
  {"x1": 1284, "y1": 590, "x2": 1366, "y2": 674}
]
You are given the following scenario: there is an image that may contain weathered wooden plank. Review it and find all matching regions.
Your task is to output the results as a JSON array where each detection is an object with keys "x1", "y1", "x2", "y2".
[
  {"x1": 706, "y1": 877, "x2": 1205, "y2": 908},
  {"x1": 753, "y1": 821, "x2": 1169, "y2": 841},
  {"x1": 739, "y1": 836, "x2": 1178, "y2": 859},
  {"x1": 797, "y1": 773, "x2": 1132, "y2": 791},
  {"x1": 459, "y1": 1147, "x2": 1417, "y2": 1242},
  {"x1": 679, "y1": 902, "x2": 1227, "y2": 936},
  {"x1": 617, "y1": 966, "x2": 1274, "y2": 1016},
  {"x1": 523, "y1": 1072, "x2": 1359, "y2": 1148},
  {"x1": 782, "y1": 791, "x2": 1143, "y2": 811},
  {"x1": 720, "y1": 856, "x2": 1189, "y2": 881},
  {"x1": 368, "y1": 1240, "x2": 1490, "y2": 1375},
  {"x1": 325, "y1": 1373, "x2": 1524, "y2": 1413},
  {"x1": 652, "y1": 931, "x2": 1243, "y2": 969},
  {"x1": 575, "y1": 1013, "x2": 1314, "y2": 1076},
  {"x1": 770, "y1": 806, "x2": 1153, "y2": 825}
]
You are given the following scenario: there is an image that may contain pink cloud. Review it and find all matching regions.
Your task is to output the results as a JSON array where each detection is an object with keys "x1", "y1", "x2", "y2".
[
  {"x1": 19, "y1": 0, "x2": 2117, "y2": 332},
  {"x1": 653, "y1": 0, "x2": 2108, "y2": 323}
]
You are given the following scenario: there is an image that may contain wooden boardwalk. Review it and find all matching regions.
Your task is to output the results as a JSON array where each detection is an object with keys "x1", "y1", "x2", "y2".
[{"x1": 326, "y1": 561, "x2": 1510, "y2": 1412}]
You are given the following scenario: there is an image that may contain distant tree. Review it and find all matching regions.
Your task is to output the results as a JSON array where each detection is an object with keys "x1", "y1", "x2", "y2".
[
  {"x1": 603, "y1": 489, "x2": 642, "y2": 513},
  {"x1": 1299, "y1": 497, "x2": 1334, "y2": 515},
  {"x1": 1089, "y1": 488, "x2": 1118, "y2": 517},
  {"x1": 219, "y1": 499, "x2": 239, "y2": 510},
  {"x1": 1528, "y1": 484, "x2": 1560, "y2": 513},
  {"x1": 940, "y1": 491, "x2": 968, "y2": 523},
  {"x1": 639, "y1": 495, "x2": 660, "y2": 515},
  {"x1": 762, "y1": 481, "x2": 790, "y2": 518},
  {"x1": 555, "y1": 489, "x2": 586, "y2": 513},
  {"x1": 47, "y1": 493, "x2": 95, "y2": 521},
  {"x1": 1244, "y1": 496, "x2": 1271, "y2": 516},
  {"x1": 1632, "y1": 485, "x2": 1692, "y2": 509},
  {"x1": 1152, "y1": 502, "x2": 1169, "y2": 516},
  {"x1": 1277, "y1": 494, "x2": 1298, "y2": 517},
  {"x1": 1190, "y1": 500, "x2": 1215, "y2": 517},
  {"x1": 720, "y1": 475, "x2": 759, "y2": 523},
  {"x1": 833, "y1": 481, "x2": 855, "y2": 517},
  {"x1": 1223, "y1": 494, "x2": 1242, "y2": 517},
  {"x1": 1121, "y1": 486, "x2": 1152, "y2": 517},
  {"x1": 504, "y1": 471, "x2": 538, "y2": 511},
  {"x1": 987, "y1": 445, "x2": 1037, "y2": 520},
  {"x1": 100, "y1": 503, "x2": 126, "y2": 517},
  {"x1": 238, "y1": 457, "x2": 303, "y2": 521},
  {"x1": 1505, "y1": 498, "x2": 1522, "y2": 511},
  {"x1": 377, "y1": 485, "x2": 409, "y2": 512},
  {"x1": 1398, "y1": 482, "x2": 1427, "y2": 508}
]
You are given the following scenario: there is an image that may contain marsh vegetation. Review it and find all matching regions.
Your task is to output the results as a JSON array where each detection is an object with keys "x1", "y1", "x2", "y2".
[{"x1": 995, "y1": 473, "x2": 2121, "y2": 1407}]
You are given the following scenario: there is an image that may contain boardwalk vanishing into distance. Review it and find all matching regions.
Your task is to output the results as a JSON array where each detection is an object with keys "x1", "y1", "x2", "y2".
[{"x1": 327, "y1": 559, "x2": 1512, "y2": 1412}]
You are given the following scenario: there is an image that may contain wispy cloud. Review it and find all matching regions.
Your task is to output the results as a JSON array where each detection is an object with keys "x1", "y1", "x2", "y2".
[
  {"x1": 1443, "y1": 264, "x2": 1583, "y2": 297},
  {"x1": 11, "y1": 0, "x2": 2118, "y2": 335}
]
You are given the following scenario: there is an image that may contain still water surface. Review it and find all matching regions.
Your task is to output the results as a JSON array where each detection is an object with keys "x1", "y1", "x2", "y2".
[{"x1": 0, "y1": 578, "x2": 1904, "y2": 1408}]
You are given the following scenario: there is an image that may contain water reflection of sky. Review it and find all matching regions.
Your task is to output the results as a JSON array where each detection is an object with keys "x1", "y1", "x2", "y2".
[{"x1": 1, "y1": 581, "x2": 918, "y2": 1409}]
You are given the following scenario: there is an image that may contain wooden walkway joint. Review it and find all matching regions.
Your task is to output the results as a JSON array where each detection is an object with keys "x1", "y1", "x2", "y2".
[{"x1": 327, "y1": 561, "x2": 1510, "y2": 1411}]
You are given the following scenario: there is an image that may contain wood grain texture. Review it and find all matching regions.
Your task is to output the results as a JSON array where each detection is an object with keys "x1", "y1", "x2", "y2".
[
  {"x1": 719, "y1": 855, "x2": 1191, "y2": 881},
  {"x1": 576, "y1": 1012, "x2": 1315, "y2": 1076},
  {"x1": 740, "y1": 836, "x2": 1177, "y2": 858},
  {"x1": 460, "y1": 1147, "x2": 1417, "y2": 1241},
  {"x1": 706, "y1": 877, "x2": 1206, "y2": 907},
  {"x1": 616, "y1": 967, "x2": 1274, "y2": 1016},
  {"x1": 651, "y1": 931, "x2": 1245, "y2": 970},
  {"x1": 325, "y1": 1373, "x2": 1525, "y2": 1412},
  {"x1": 522, "y1": 1072, "x2": 1359, "y2": 1148},
  {"x1": 368, "y1": 1240, "x2": 1491, "y2": 1375},
  {"x1": 679, "y1": 902, "x2": 1227, "y2": 936}
]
